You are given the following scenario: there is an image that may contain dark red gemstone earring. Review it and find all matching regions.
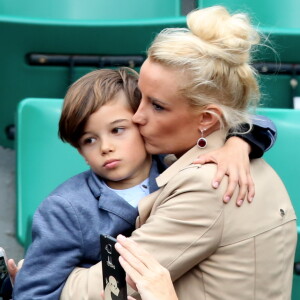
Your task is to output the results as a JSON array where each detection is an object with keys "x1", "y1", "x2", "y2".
[{"x1": 197, "y1": 129, "x2": 207, "y2": 149}]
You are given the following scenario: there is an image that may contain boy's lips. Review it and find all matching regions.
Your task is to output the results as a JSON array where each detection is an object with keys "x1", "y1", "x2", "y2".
[{"x1": 103, "y1": 159, "x2": 120, "y2": 169}]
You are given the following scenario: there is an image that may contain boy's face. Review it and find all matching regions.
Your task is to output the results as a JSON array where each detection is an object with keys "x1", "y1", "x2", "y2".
[{"x1": 78, "y1": 91, "x2": 151, "y2": 189}]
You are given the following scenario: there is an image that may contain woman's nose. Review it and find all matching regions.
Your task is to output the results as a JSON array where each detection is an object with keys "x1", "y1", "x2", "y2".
[{"x1": 132, "y1": 101, "x2": 146, "y2": 125}]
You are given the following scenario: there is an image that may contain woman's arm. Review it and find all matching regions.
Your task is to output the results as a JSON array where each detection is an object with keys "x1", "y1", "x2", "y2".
[
  {"x1": 130, "y1": 167, "x2": 224, "y2": 283},
  {"x1": 60, "y1": 166, "x2": 225, "y2": 300},
  {"x1": 193, "y1": 115, "x2": 277, "y2": 205}
]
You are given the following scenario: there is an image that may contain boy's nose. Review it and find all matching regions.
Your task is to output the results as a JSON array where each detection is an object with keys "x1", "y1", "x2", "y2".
[{"x1": 100, "y1": 139, "x2": 114, "y2": 154}]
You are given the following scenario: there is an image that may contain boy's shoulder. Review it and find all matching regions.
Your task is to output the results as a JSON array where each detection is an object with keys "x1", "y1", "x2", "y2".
[{"x1": 49, "y1": 169, "x2": 93, "y2": 199}]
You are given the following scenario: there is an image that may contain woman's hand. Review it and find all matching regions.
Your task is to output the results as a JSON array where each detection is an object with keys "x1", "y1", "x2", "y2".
[
  {"x1": 115, "y1": 235, "x2": 178, "y2": 300},
  {"x1": 193, "y1": 137, "x2": 255, "y2": 206},
  {"x1": 7, "y1": 258, "x2": 23, "y2": 284}
]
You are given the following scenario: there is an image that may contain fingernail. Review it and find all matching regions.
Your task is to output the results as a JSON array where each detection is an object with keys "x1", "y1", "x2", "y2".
[
  {"x1": 224, "y1": 195, "x2": 230, "y2": 202},
  {"x1": 115, "y1": 242, "x2": 121, "y2": 249},
  {"x1": 212, "y1": 181, "x2": 219, "y2": 188},
  {"x1": 249, "y1": 197, "x2": 253, "y2": 203},
  {"x1": 237, "y1": 200, "x2": 243, "y2": 206},
  {"x1": 117, "y1": 234, "x2": 126, "y2": 241},
  {"x1": 192, "y1": 160, "x2": 201, "y2": 164}
]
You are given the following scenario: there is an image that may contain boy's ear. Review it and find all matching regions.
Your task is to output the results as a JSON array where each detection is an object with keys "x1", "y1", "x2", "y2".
[{"x1": 197, "y1": 105, "x2": 222, "y2": 131}]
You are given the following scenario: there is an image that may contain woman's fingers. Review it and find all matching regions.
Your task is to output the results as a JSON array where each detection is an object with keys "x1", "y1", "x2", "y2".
[
  {"x1": 246, "y1": 173, "x2": 255, "y2": 203},
  {"x1": 115, "y1": 235, "x2": 168, "y2": 280},
  {"x1": 116, "y1": 235, "x2": 157, "y2": 271},
  {"x1": 115, "y1": 235, "x2": 178, "y2": 300},
  {"x1": 125, "y1": 274, "x2": 138, "y2": 291},
  {"x1": 117, "y1": 254, "x2": 140, "y2": 289},
  {"x1": 7, "y1": 259, "x2": 18, "y2": 284}
]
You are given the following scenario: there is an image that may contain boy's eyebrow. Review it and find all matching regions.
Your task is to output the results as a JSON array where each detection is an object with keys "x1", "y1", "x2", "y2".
[
  {"x1": 81, "y1": 119, "x2": 131, "y2": 136},
  {"x1": 110, "y1": 119, "x2": 131, "y2": 125}
]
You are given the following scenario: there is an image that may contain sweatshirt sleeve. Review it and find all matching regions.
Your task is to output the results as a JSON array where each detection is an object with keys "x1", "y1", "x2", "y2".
[{"x1": 226, "y1": 115, "x2": 277, "y2": 159}]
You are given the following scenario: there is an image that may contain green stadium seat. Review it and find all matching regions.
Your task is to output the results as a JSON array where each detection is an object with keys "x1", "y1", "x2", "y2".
[
  {"x1": 16, "y1": 98, "x2": 87, "y2": 249},
  {"x1": 0, "y1": 0, "x2": 185, "y2": 148},
  {"x1": 257, "y1": 107, "x2": 300, "y2": 300}
]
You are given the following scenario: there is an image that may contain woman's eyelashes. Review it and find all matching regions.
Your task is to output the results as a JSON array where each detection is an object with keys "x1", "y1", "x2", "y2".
[{"x1": 151, "y1": 101, "x2": 165, "y2": 111}]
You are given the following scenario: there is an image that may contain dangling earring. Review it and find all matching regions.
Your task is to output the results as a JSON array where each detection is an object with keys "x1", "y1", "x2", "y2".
[{"x1": 197, "y1": 129, "x2": 207, "y2": 149}]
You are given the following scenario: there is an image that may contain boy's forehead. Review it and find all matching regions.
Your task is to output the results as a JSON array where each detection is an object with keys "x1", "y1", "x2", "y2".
[
  {"x1": 105, "y1": 90, "x2": 134, "y2": 111},
  {"x1": 87, "y1": 96, "x2": 135, "y2": 126}
]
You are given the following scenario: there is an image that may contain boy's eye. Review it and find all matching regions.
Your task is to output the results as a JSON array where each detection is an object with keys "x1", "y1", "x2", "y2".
[
  {"x1": 112, "y1": 127, "x2": 125, "y2": 134},
  {"x1": 83, "y1": 137, "x2": 96, "y2": 144},
  {"x1": 152, "y1": 101, "x2": 164, "y2": 111}
]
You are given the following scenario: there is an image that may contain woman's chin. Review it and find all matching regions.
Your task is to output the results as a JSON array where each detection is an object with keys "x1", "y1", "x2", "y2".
[{"x1": 144, "y1": 143, "x2": 162, "y2": 155}]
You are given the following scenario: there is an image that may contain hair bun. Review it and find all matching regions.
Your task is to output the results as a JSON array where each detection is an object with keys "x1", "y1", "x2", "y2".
[{"x1": 187, "y1": 6, "x2": 260, "y2": 65}]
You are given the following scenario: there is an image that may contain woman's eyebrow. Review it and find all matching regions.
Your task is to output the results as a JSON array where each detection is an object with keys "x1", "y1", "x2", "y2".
[{"x1": 149, "y1": 96, "x2": 170, "y2": 107}]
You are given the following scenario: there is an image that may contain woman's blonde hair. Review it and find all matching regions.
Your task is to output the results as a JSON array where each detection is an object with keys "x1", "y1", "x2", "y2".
[{"x1": 147, "y1": 6, "x2": 261, "y2": 131}]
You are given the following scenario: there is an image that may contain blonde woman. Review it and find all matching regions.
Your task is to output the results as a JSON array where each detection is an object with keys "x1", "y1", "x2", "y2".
[{"x1": 60, "y1": 6, "x2": 296, "y2": 300}]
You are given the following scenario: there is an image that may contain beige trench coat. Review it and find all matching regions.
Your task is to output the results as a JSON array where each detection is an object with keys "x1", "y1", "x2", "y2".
[{"x1": 60, "y1": 130, "x2": 297, "y2": 300}]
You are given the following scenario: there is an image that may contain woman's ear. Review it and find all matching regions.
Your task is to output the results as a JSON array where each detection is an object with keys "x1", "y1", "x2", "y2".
[{"x1": 197, "y1": 105, "x2": 222, "y2": 133}]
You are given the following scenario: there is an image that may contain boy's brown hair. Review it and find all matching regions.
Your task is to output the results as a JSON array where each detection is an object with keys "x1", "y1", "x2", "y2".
[{"x1": 59, "y1": 67, "x2": 141, "y2": 148}]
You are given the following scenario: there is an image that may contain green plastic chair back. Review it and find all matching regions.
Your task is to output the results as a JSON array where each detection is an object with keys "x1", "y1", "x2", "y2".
[
  {"x1": 16, "y1": 98, "x2": 88, "y2": 249},
  {"x1": 256, "y1": 107, "x2": 300, "y2": 300},
  {"x1": 198, "y1": 0, "x2": 300, "y2": 28},
  {"x1": 258, "y1": 75, "x2": 299, "y2": 109},
  {"x1": 0, "y1": 0, "x2": 185, "y2": 148},
  {"x1": 0, "y1": 0, "x2": 182, "y2": 20}
]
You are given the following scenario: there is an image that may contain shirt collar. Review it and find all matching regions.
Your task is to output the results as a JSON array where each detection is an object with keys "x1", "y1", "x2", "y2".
[{"x1": 87, "y1": 171, "x2": 137, "y2": 225}]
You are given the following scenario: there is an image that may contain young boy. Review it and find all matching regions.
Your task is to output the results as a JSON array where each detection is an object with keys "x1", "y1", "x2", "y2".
[
  {"x1": 13, "y1": 68, "x2": 166, "y2": 300},
  {"x1": 12, "y1": 68, "x2": 276, "y2": 300}
]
